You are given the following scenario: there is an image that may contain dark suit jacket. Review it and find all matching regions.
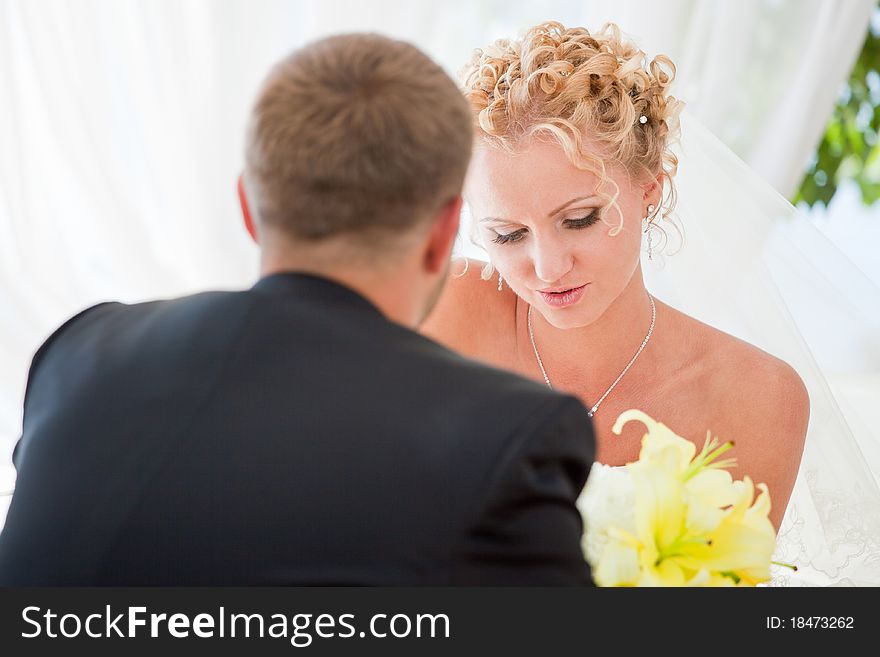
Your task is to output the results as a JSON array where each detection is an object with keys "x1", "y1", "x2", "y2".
[{"x1": 0, "y1": 273, "x2": 595, "y2": 585}]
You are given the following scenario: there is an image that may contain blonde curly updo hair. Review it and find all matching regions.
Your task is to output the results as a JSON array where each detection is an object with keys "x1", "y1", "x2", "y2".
[{"x1": 461, "y1": 21, "x2": 684, "y2": 243}]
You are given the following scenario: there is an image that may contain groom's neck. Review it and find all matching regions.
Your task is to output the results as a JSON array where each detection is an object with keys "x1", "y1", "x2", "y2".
[{"x1": 259, "y1": 245, "x2": 423, "y2": 330}]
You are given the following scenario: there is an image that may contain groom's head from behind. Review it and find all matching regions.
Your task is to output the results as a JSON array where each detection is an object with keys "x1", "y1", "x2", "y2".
[{"x1": 239, "y1": 33, "x2": 472, "y2": 327}]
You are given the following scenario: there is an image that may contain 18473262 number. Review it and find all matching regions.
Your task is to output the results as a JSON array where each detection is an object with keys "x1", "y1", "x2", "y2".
[{"x1": 766, "y1": 617, "x2": 854, "y2": 629}]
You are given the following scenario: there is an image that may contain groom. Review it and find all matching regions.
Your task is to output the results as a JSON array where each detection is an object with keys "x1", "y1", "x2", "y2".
[{"x1": 0, "y1": 33, "x2": 595, "y2": 585}]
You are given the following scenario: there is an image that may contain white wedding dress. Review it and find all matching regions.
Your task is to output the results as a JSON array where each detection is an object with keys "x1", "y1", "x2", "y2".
[{"x1": 459, "y1": 111, "x2": 880, "y2": 587}]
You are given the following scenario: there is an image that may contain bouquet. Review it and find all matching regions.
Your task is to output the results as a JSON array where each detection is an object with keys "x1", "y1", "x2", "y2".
[{"x1": 578, "y1": 409, "x2": 783, "y2": 586}]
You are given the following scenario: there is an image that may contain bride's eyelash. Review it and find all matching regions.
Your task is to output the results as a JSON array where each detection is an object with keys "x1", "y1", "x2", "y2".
[
  {"x1": 491, "y1": 212, "x2": 599, "y2": 245},
  {"x1": 564, "y1": 212, "x2": 599, "y2": 229},
  {"x1": 492, "y1": 229, "x2": 526, "y2": 245}
]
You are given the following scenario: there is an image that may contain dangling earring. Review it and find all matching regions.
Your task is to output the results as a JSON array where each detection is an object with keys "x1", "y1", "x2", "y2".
[
  {"x1": 497, "y1": 273, "x2": 503, "y2": 292},
  {"x1": 644, "y1": 204, "x2": 656, "y2": 261}
]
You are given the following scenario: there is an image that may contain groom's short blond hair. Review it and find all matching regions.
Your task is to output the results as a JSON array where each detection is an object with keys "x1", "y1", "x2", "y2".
[{"x1": 244, "y1": 33, "x2": 472, "y2": 249}]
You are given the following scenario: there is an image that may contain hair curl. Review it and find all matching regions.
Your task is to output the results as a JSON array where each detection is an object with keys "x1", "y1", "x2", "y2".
[{"x1": 460, "y1": 21, "x2": 684, "y2": 268}]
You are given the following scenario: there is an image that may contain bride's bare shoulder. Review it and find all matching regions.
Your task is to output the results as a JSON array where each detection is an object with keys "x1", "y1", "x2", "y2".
[
  {"x1": 667, "y1": 305, "x2": 809, "y2": 529},
  {"x1": 668, "y1": 306, "x2": 809, "y2": 417},
  {"x1": 419, "y1": 258, "x2": 517, "y2": 354}
]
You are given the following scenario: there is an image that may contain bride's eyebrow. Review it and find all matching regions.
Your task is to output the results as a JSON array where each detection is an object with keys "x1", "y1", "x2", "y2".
[
  {"x1": 548, "y1": 196, "x2": 601, "y2": 215},
  {"x1": 479, "y1": 195, "x2": 602, "y2": 224}
]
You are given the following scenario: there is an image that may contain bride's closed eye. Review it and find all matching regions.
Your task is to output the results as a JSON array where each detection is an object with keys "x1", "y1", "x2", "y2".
[
  {"x1": 491, "y1": 228, "x2": 527, "y2": 245},
  {"x1": 564, "y1": 212, "x2": 600, "y2": 229},
  {"x1": 491, "y1": 212, "x2": 600, "y2": 245}
]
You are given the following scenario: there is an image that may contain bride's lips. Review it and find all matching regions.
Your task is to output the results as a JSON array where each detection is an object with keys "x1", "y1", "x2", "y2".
[{"x1": 538, "y1": 284, "x2": 589, "y2": 308}]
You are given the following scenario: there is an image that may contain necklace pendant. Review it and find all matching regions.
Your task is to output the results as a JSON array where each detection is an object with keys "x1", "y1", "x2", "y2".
[{"x1": 527, "y1": 294, "x2": 656, "y2": 425}]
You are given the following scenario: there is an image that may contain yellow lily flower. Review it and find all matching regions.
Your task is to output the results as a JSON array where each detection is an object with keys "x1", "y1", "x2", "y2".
[
  {"x1": 613, "y1": 409, "x2": 695, "y2": 475},
  {"x1": 679, "y1": 478, "x2": 776, "y2": 585},
  {"x1": 583, "y1": 410, "x2": 777, "y2": 587},
  {"x1": 685, "y1": 468, "x2": 736, "y2": 534}
]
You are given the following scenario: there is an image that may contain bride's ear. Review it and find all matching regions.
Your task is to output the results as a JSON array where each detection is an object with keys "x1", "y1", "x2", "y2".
[
  {"x1": 238, "y1": 174, "x2": 258, "y2": 244},
  {"x1": 642, "y1": 174, "x2": 663, "y2": 207}
]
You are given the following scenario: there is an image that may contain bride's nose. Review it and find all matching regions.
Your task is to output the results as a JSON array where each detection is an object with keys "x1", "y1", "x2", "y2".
[{"x1": 531, "y1": 240, "x2": 574, "y2": 284}]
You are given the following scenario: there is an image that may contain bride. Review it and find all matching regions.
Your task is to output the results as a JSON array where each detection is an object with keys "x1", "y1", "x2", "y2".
[{"x1": 420, "y1": 21, "x2": 810, "y2": 533}]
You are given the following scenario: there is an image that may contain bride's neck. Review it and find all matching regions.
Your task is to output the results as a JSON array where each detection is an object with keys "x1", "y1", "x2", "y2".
[{"x1": 525, "y1": 267, "x2": 657, "y2": 390}]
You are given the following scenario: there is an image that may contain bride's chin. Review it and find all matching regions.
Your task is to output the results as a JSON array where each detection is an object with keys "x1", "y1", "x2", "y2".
[{"x1": 538, "y1": 307, "x2": 598, "y2": 331}]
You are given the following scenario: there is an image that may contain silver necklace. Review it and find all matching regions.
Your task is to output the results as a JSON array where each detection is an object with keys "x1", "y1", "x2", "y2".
[{"x1": 527, "y1": 294, "x2": 656, "y2": 418}]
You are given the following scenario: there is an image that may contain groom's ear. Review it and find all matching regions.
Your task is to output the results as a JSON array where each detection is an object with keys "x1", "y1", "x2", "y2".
[
  {"x1": 238, "y1": 174, "x2": 258, "y2": 244},
  {"x1": 423, "y1": 196, "x2": 463, "y2": 275}
]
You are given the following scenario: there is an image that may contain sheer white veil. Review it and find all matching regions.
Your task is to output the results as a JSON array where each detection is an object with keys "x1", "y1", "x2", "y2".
[
  {"x1": 455, "y1": 110, "x2": 880, "y2": 586},
  {"x1": 644, "y1": 111, "x2": 880, "y2": 586}
]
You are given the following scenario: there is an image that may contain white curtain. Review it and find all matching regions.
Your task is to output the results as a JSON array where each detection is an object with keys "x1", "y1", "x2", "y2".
[{"x1": 1, "y1": 0, "x2": 875, "y2": 529}]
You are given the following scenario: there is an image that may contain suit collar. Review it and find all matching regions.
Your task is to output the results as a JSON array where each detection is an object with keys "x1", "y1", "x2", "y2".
[{"x1": 251, "y1": 272, "x2": 385, "y2": 318}]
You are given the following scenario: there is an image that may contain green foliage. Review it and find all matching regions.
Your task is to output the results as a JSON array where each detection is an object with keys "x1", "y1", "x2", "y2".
[{"x1": 794, "y1": 5, "x2": 880, "y2": 208}]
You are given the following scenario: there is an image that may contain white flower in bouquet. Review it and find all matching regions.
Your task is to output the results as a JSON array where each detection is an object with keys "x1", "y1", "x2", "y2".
[{"x1": 577, "y1": 463, "x2": 636, "y2": 567}]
